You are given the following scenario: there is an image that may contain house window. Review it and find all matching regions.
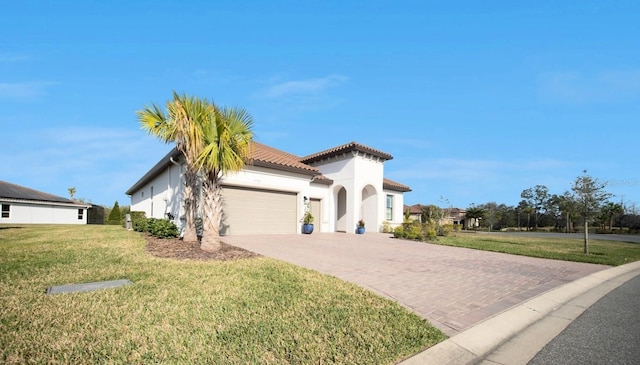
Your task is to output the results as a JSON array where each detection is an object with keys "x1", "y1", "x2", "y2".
[
  {"x1": 78, "y1": 209, "x2": 84, "y2": 220},
  {"x1": 386, "y1": 195, "x2": 393, "y2": 220},
  {"x1": 1, "y1": 204, "x2": 9, "y2": 218}
]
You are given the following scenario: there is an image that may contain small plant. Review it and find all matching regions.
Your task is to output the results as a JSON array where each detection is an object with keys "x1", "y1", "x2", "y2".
[
  {"x1": 357, "y1": 219, "x2": 365, "y2": 228},
  {"x1": 303, "y1": 211, "x2": 314, "y2": 224}
]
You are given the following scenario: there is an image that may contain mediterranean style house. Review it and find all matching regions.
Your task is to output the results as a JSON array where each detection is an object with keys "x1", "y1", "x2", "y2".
[
  {"x1": 126, "y1": 141, "x2": 411, "y2": 235},
  {"x1": 0, "y1": 180, "x2": 90, "y2": 224}
]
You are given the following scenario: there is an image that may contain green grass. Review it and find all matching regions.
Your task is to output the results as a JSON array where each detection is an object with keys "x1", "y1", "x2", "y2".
[
  {"x1": 0, "y1": 225, "x2": 445, "y2": 364},
  {"x1": 433, "y1": 233, "x2": 640, "y2": 266}
]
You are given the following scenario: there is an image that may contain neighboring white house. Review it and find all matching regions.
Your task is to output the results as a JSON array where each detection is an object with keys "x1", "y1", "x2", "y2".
[
  {"x1": 0, "y1": 180, "x2": 90, "y2": 224},
  {"x1": 125, "y1": 141, "x2": 411, "y2": 235}
]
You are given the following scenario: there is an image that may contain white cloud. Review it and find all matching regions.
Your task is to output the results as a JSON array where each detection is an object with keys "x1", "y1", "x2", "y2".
[
  {"x1": 538, "y1": 69, "x2": 640, "y2": 105},
  {"x1": 0, "y1": 53, "x2": 29, "y2": 62},
  {"x1": 0, "y1": 81, "x2": 55, "y2": 101},
  {"x1": 264, "y1": 74, "x2": 348, "y2": 99}
]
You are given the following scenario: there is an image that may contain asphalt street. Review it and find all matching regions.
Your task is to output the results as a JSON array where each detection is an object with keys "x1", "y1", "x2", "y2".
[{"x1": 527, "y1": 274, "x2": 640, "y2": 365}]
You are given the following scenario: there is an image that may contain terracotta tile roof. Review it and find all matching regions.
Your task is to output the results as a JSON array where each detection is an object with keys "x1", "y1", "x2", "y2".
[
  {"x1": 249, "y1": 142, "x2": 320, "y2": 176},
  {"x1": 301, "y1": 141, "x2": 393, "y2": 163},
  {"x1": 0, "y1": 180, "x2": 80, "y2": 205},
  {"x1": 383, "y1": 178, "x2": 411, "y2": 192}
]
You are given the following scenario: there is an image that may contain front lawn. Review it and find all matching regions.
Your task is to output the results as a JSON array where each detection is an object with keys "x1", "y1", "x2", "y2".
[
  {"x1": 433, "y1": 232, "x2": 640, "y2": 266},
  {"x1": 0, "y1": 225, "x2": 445, "y2": 364}
]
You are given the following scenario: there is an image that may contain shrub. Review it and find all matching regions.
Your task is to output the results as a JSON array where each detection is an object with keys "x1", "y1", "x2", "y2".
[
  {"x1": 130, "y1": 211, "x2": 147, "y2": 232},
  {"x1": 405, "y1": 223, "x2": 423, "y2": 241},
  {"x1": 381, "y1": 221, "x2": 393, "y2": 233},
  {"x1": 439, "y1": 224, "x2": 453, "y2": 237},
  {"x1": 424, "y1": 227, "x2": 437, "y2": 241},
  {"x1": 147, "y1": 218, "x2": 179, "y2": 239},
  {"x1": 394, "y1": 225, "x2": 405, "y2": 238}
]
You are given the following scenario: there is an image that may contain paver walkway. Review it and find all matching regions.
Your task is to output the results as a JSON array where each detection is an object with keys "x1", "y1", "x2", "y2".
[{"x1": 222, "y1": 232, "x2": 608, "y2": 336}]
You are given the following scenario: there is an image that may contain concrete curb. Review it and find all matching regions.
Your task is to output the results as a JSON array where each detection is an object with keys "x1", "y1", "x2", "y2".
[{"x1": 399, "y1": 260, "x2": 640, "y2": 365}]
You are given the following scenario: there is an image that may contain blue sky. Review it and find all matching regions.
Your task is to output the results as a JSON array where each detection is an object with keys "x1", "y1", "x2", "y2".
[{"x1": 2, "y1": 1, "x2": 639, "y2": 210}]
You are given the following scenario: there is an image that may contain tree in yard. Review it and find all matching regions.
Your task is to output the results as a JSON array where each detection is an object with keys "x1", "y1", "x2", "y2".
[
  {"x1": 572, "y1": 170, "x2": 612, "y2": 254},
  {"x1": 67, "y1": 187, "x2": 76, "y2": 200},
  {"x1": 465, "y1": 204, "x2": 485, "y2": 229},
  {"x1": 107, "y1": 201, "x2": 122, "y2": 225},
  {"x1": 137, "y1": 91, "x2": 208, "y2": 243},
  {"x1": 520, "y1": 185, "x2": 549, "y2": 230},
  {"x1": 195, "y1": 105, "x2": 254, "y2": 251}
]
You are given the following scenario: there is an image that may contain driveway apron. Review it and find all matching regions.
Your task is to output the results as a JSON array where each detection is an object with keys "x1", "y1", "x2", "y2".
[{"x1": 222, "y1": 233, "x2": 608, "y2": 336}]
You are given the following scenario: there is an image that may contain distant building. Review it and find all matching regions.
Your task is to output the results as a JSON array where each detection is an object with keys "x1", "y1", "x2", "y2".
[
  {"x1": 0, "y1": 180, "x2": 90, "y2": 224},
  {"x1": 403, "y1": 204, "x2": 478, "y2": 228}
]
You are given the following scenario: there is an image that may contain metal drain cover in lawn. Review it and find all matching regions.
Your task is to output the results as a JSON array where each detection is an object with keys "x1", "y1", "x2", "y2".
[{"x1": 46, "y1": 279, "x2": 132, "y2": 294}]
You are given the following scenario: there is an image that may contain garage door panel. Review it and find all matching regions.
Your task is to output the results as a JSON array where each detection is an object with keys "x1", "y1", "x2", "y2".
[{"x1": 221, "y1": 186, "x2": 297, "y2": 235}]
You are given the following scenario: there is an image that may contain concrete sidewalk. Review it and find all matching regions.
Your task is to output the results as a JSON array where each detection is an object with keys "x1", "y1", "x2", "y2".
[{"x1": 400, "y1": 260, "x2": 640, "y2": 365}]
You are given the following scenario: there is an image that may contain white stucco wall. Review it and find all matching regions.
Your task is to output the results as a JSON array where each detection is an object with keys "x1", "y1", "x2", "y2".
[
  {"x1": 129, "y1": 162, "x2": 182, "y2": 224},
  {"x1": 0, "y1": 201, "x2": 88, "y2": 224},
  {"x1": 314, "y1": 152, "x2": 387, "y2": 232}
]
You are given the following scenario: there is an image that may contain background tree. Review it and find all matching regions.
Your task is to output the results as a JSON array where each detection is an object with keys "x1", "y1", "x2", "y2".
[
  {"x1": 420, "y1": 205, "x2": 441, "y2": 226},
  {"x1": 479, "y1": 202, "x2": 501, "y2": 232},
  {"x1": 67, "y1": 187, "x2": 76, "y2": 200},
  {"x1": 516, "y1": 200, "x2": 534, "y2": 231},
  {"x1": 137, "y1": 91, "x2": 208, "y2": 243},
  {"x1": 520, "y1": 185, "x2": 549, "y2": 230},
  {"x1": 196, "y1": 105, "x2": 254, "y2": 252},
  {"x1": 572, "y1": 171, "x2": 612, "y2": 254},
  {"x1": 107, "y1": 201, "x2": 122, "y2": 225},
  {"x1": 556, "y1": 191, "x2": 577, "y2": 233},
  {"x1": 600, "y1": 202, "x2": 624, "y2": 231},
  {"x1": 465, "y1": 204, "x2": 485, "y2": 229}
]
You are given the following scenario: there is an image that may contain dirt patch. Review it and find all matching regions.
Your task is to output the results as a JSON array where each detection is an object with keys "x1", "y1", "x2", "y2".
[{"x1": 144, "y1": 234, "x2": 261, "y2": 261}]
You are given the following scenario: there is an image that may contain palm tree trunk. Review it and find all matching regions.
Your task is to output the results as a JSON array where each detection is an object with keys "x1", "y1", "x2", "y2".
[
  {"x1": 200, "y1": 172, "x2": 223, "y2": 252},
  {"x1": 182, "y1": 169, "x2": 199, "y2": 243}
]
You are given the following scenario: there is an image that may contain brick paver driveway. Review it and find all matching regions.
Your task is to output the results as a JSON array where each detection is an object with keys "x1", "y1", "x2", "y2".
[{"x1": 222, "y1": 232, "x2": 608, "y2": 336}]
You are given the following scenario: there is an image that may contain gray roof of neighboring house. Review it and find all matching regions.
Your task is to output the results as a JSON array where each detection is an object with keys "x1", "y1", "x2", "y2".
[{"x1": 0, "y1": 180, "x2": 80, "y2": 205}]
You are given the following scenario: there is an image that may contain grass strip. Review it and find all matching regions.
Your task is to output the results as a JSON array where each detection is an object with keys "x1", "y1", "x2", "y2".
[{"x1": 433, "y1": 233, "x2": 640, "y2": 266}]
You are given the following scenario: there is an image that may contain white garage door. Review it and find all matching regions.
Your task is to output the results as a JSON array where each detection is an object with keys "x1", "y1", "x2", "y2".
[{"x1": 221, "y1": 186, "x2": 297, "y2": 235}]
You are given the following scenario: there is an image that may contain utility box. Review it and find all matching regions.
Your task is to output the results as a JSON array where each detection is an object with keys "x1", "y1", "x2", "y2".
[{"x1": 125, "y1": 214, "x2": 132, "y2": 230}]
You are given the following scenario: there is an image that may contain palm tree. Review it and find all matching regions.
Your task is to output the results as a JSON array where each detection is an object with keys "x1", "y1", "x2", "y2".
[
  {"x1": 195, "y1": 105, "x2": 254, "y2": 251},
  {"x1": 137, "y1": 91, "x2": 208, "y2": 243},
  {"x1": 465, "y1": 205, "x2": 485, "y2": 230}
]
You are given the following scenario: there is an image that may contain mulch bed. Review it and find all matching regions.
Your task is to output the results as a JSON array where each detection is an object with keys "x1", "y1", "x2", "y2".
[{"x1": 144, "y1": 234, "x2": 261, "y2": 261}]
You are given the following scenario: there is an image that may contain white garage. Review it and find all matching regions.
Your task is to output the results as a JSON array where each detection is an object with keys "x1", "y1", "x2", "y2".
[{"x1": 220, "y1": 186, "x2": 298, "y2": 235}]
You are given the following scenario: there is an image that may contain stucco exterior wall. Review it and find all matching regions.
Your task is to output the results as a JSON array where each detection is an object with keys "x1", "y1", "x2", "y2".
[
  {"x1": 129, "y1": 162, "x2": 182, "y2": 224},
  {"x1": 0, "y1": 201, "x2": 87, "y2": 224}
]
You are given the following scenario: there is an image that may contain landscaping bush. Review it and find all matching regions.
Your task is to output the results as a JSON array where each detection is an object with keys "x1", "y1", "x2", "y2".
[
  {"x1": 147, "y1": 218, "x2": 179, "y2": 238},
  {"x1": 394, "y1": 225, "x2": 406, "y2": 239},
  {"x1": 381, "y1": 221, "x2": 393, "y2": 233},
  {"x1": 439, "y1": 224, "x2": 453, "y2": 237},
  {"x1": 405, "y1": 223, "x2": 424, "y2": 241},
  {"x1": 423, "y1": 227, "x2": 437, "y2": 241},
  {"x1": 130, "y1": 211, "x2": 148, "y2": 232}
]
